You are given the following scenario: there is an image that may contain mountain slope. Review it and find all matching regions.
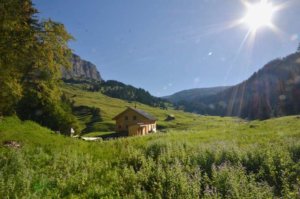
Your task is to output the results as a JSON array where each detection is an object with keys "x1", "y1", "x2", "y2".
[
  {"x1": 164, "y1": 86, "x2": 230, "y2": 103},
  {"x1": 177, "y1": 52, "x2": 300, "y2": 119},
  {"x1": 97, "y1": 80, "x2": 169, "y2": 108}
]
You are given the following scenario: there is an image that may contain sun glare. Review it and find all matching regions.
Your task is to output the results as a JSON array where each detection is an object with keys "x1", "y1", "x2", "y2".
[{"x1": 242, "y1": 0, "x2": 275, "y2": 32}]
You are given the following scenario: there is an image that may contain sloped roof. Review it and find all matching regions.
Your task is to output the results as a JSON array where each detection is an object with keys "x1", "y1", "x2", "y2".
[{"x1": 113, "y1": 107, "x2": 157, "y2": 121}]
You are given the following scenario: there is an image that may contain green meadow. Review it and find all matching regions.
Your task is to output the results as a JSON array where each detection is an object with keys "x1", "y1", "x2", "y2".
[{"x1": 1, "y1": 111, "x2": 300, "y2": 198}]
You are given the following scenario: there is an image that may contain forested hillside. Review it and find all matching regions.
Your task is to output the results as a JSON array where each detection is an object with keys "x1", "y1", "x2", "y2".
[
  {"x1": 164, "y1": 86, "x2": 229, "y2": 104},
  {"x1": 97, "y1": 80, "x2": 168, "y2": 108},
  {"x1": 176, "y1": 51, "x2": 300, "y2": 119},
  {"x1": 65, "y1": 80, "x2": 169, "y2": 108}
]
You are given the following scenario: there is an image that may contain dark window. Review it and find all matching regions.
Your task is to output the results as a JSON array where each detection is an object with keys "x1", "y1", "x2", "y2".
[
  {"x1": 133, "y1": 115, "x2": 137, "y2": 120},
  {"x1": 125, "y1": 116, "x2": 128, "y2": 120},
  {"x1": 118, "y1": 125, "x2": 121, "y2": 129},
  {"x1": 126, "y1": 125, "x2": 128, "y2": 129}
]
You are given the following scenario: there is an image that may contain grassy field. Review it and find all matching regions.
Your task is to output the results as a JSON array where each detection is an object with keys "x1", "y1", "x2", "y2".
[{"x1": 1, "y1": 115, "x2": 300, "y2": 198}]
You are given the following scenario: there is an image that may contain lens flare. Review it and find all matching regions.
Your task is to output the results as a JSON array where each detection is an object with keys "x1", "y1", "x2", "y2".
[{"x1": 242, "y1": 0, "x2": 275, "y2": 32}]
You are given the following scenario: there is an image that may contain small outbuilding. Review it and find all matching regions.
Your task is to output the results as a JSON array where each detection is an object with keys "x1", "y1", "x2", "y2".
[
  {"x1": 112, "y1": 107, "x2": 157, "y2": 136},
  {"x1": 165, "y1": 114, "x2": 175, "y2": 121}
]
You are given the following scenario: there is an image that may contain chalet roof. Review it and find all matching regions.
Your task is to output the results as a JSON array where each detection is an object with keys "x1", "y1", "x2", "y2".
[{"x1": 112, "y1": 107, "x2": 157, "y2": 121}]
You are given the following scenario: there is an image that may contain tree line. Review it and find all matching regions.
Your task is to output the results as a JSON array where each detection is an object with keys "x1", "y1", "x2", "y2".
[{"x1": 64, "y1": 79, "x2": 169, "y2": 109}]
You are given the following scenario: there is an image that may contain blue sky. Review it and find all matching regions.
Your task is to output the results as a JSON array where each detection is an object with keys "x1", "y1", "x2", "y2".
[{"x1": 33, "y1": 0, "x2": 300, "y2": 96}]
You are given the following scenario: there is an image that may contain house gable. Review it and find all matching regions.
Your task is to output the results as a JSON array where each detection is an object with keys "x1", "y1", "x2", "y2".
[
  {"x1": 113, "y1": 107, "x2": 157, "y2": 134},
  {"x1": 113, "y1": 107, "x2": 156, "y2": 122}
]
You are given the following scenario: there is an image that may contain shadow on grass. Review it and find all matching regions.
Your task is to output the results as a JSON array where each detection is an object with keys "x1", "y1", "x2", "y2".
[
  {"x1": 73, "y1": 105, "x2": 103, "y2": 133},
  {"x1": 98, "y1": 132, "x2": 129, "y2": 140}
]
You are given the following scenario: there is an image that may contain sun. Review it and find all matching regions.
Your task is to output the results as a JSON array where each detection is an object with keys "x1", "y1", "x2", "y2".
[{"x1": 242, "y1": 0, "x2": 275, "y2": 32}]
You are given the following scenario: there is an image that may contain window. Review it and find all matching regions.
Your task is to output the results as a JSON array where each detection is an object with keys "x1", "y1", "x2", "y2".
[
  {"x1": 126, "y1": 125, "x2": 128, "y2": 129},
  {"x1": 133, "y1": 115, "x2": 137, "y2": 120},
  {"x1": 125, "y1": 116, "x2": 128, "y2": 120}
]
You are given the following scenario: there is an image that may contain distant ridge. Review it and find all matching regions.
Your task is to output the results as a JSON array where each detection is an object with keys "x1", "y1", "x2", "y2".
[
  {"x1": 171, "y1": 51, "x2": 300, "y2": 120},
  {"x1": 163, "y1": 86, "x2": 230, "y2": 103}
]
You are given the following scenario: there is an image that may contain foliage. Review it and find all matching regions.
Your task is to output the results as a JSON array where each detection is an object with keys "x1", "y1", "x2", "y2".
[
  {"x1": 98, "y1": 80, "x2": 169, "y2": 108},
  {"x1": 0, "y1": 0, "x2": 78, "y2": 134},
  {"x1": 0, "y1": 0, "x2": 36, "y2": 114},
  {"x1": 72, "y1": 106, "x2": 102, "y2": 133},
  {"x1": 1, "y1": 116, "x2": 300, "y2": 198},
  {"x1": 17, "y1": 94, "x2": 80, "y2": 133}
]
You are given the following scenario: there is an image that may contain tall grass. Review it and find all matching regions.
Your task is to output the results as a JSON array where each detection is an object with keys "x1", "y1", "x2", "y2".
[{"x1": 0, "y1": 116, "x2": 300, "y2": 198}]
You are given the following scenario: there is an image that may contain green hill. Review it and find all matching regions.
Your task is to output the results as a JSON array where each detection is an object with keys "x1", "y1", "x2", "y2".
[{"x1": 1, "y1": 115, "x2": 300, "y2": 198}]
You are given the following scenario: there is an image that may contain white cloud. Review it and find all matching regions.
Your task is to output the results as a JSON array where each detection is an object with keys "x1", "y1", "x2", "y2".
[{"x1": 208, "y1": 52, "x2": 213, "y2": 56}]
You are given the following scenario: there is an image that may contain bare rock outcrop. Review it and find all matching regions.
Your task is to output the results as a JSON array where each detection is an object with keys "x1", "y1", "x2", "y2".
[{"x1": 62, "y1": 54, "x2": 102, "y2": 82}]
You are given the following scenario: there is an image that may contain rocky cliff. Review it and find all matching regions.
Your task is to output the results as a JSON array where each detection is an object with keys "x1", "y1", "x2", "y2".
[{"x1": 62, "y1": 54, "x2": 102, "y2": 82}]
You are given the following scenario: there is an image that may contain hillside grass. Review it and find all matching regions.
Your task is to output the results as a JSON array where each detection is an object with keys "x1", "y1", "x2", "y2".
[
  {"x1": 63, "y1": 84, "x2": 238, "y2": 134},
  {"x1": 1, "y1": 115, "x2": 300, "y2": 198}
]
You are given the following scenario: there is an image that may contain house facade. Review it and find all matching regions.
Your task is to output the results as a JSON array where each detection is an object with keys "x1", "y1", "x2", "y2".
[{"x1": 113, "y1": 107, "x2": 157, "y2": 136}]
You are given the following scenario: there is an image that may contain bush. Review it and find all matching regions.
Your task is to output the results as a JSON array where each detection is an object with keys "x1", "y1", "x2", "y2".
[{"x1": 16, "y1": 92, "x2": 79, "y2": 135}]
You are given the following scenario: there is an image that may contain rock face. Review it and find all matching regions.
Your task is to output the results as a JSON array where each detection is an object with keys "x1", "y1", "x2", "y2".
[{"x1": 62, "y1": 54, "x2": 102, "y2": 82}]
